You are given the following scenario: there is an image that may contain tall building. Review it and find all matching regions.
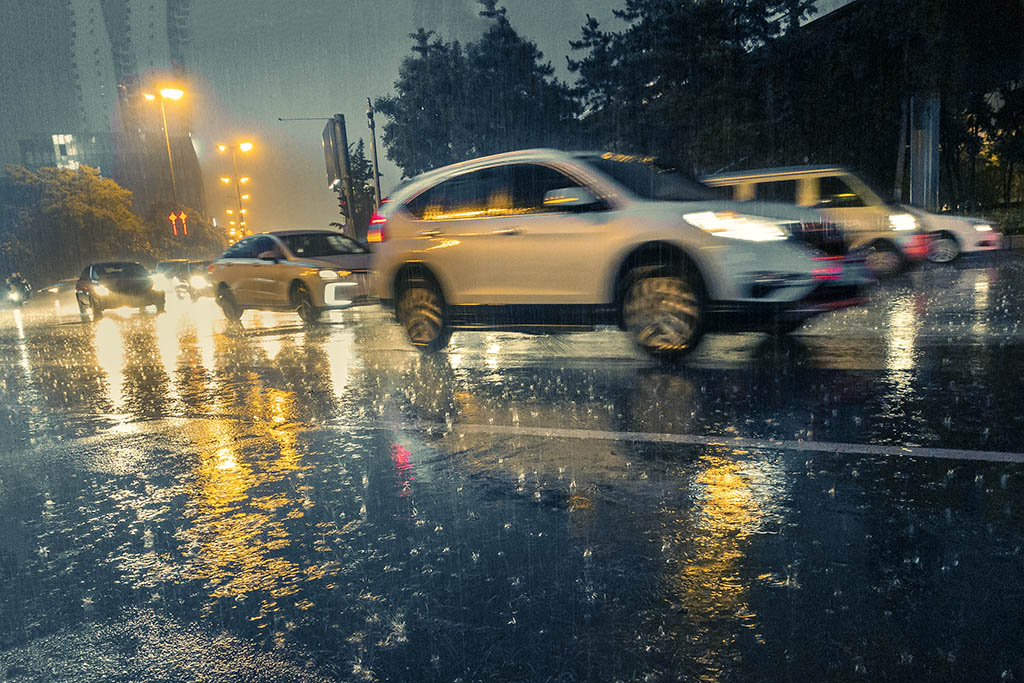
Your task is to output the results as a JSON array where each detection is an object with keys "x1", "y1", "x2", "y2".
[{"x1": 4, "y1": 0, "x2": 204, "y2": 214}]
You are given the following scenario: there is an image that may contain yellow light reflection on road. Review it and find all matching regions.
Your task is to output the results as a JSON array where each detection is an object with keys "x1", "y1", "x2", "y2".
[
  {"x1": 326, "y1": 331, "x2": 354, "y2": 403},
  {"x1": 181, "y1": 388, "x2": 334, "y2": 625},
  {"x1": 94, "y1": 318, "x2": 125, "y2": 411}
]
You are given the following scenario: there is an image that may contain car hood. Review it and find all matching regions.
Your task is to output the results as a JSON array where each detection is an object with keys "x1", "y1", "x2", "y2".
[
  {"x1": 897, "y1": 204, "x2": 993, "y2": 233},
  {"x1": 291, "y1": 253, "x2": 373, "y2": 270}
]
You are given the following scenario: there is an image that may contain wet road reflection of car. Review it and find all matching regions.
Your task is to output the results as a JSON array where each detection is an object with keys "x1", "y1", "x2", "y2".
[
  {"x1": 0, "y1": 255, "x2": 1022, "y2": 681},
  {"x1": 174, "y1": 260, "x2": 214, "y2": 302},
  {"x1": 75, "y1": 261, "x2": 166, "y2": 320}
]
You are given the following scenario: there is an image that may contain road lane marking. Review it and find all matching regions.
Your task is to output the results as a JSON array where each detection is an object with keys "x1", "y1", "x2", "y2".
[{"x1": 447, "y1": 423, "x2": 1024, "y2": 464}]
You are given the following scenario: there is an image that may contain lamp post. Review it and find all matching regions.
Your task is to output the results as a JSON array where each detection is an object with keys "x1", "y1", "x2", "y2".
[
  {"x1": 143, "y1": 88, "x2": 184, "y2": 205},
  {"x1": 218, "y1": 141, "x2": 253, "y2": 235}
]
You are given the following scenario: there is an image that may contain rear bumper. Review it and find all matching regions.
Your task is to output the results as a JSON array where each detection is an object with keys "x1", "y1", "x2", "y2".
[{"x1": 706, "y1": 284, "x2": 865, "y2": 332}]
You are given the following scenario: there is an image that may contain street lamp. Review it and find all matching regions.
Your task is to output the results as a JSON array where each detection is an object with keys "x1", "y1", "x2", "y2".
[
  {"x1": 143, "y1": 88, "x2": 185, "y2": 205},
  {"x1": 217, "y1": 141, "x2": 254, "y2": 234}
]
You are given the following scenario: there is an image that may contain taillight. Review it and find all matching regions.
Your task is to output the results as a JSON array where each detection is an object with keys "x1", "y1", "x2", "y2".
[
  {"x1": 811, "y1": 255, "x2": 843, "y2": 281},
  {"x1": 367, "y1": 211, "x2": 387, "y2": 243},
  {"x1": 207, "y1": 263, "x2": 215, "y2": 275}
]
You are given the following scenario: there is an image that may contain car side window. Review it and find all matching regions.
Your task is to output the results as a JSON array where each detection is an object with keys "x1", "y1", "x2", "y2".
[
  {"x1": 80, "y1": 267, "x2": 91, "y2": 280},
  {"x1": 508, "y1": 164, "x2": 584, "y2": 212},
  {"x1": 223, "y1": 237, "x2": 256, "y2": 259},
  {"x1": 252, "y1": 236, "x2": 278, "y2": 257},
  {"x1": 816, "y1": 176, "x2": 866, "y2": 208},
  {"x1": 405, "y1": 167, "x2": 511, "y2": 220},
  {"x1": 754, "y1": 180, "x2": 797, "y2": 203}
]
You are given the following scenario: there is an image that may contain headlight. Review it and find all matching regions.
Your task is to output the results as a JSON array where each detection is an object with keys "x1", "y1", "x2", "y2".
[
  {"x1": 318, "y1": 269, "x2": 340, "y2": 280},
  {"x1": 189, "y1": 275, "x2": 208, "y2": 288},
  {"x1": 94, "y1": 284, "x2": 111, "y2": 296},
  {"x1": 888, "y1": 213, "x2": 917, "y2": 231},
  {"x1": 151, "y1": 274, "x2": 169, "y2": 290},
  {"x1": 684, "y1": 211, "x2": 788, "y2": 242},
  {"x1": 47, "y1": 287, "x2": 58, "y2": 294},
  {"x1": 974, "y1": 223, "x2": 993, "y2": 232},
  {"x1": 8, "y1": 291, "x2": 19, "y2": 301}
]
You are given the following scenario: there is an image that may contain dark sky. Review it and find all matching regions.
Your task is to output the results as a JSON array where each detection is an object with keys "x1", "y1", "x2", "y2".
[{"x1": 188, "y1": 0, "x2": 621, "y2": 231}]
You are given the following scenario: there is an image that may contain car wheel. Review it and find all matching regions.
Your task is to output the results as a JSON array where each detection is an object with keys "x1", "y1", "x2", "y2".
[
  {"x1": 928, "y1": 233, "x2": 960, "y2": 263},
  {"x1": 216, "y1": 286, "x2": 243, "y2": 322},
  {"x1": 88, "y1": 295, "x2": 103, "y2": 320},
  {"x1": 397, "y1": 275, "x2": 451, "y2": 352},
  {"x1": 621, "y1": 266, "x2": 704, "y2": 360},
  {"x1": 864, "y1": 241, "x2": 905, "y2": 278},
  {"x1": 155, "y1": 297, "x2": 166, "y2": 313},
  {"x1": 293, "y1": 284, "x2": 320, "y2": 325}
]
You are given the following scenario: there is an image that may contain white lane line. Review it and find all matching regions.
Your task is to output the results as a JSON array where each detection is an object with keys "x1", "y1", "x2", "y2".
[{"x1": 449, "y1": 423, "x2": 1024, "y2": 464}]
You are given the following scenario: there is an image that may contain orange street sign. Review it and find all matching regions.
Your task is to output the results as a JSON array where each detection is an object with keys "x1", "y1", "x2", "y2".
[
  {"x1": 168, "y1": 212, "x2": 178, "y2": 236},
  {"x1": 178, "y1": 211, "x2": 188, "y2": 236}
]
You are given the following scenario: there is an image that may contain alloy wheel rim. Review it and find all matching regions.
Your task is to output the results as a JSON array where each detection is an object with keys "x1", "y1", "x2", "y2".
[
  {"x1": 623, "y1": 276, "x2": 699, "y2": 351},
  {"x1": 929, "y1": 238, "x2": 958, "y2": 263},
  {"x1": 866, "y1": 249, "x2": 901, "y2": 276},
  {"x1": 401, "y1": 287, "x2": 443, "y2": 346}
]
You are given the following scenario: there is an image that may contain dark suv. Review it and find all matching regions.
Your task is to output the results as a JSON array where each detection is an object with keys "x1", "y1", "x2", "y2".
[{"x1": 76, "y1": 262, "x2": 166, "y2": 320}]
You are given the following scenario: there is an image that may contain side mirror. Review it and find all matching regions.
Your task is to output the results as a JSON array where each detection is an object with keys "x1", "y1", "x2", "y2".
[
  {"x1": 258, "y1": 250, "x2": 280, "y2": 262},
  {"x1": 543, "y1": 186, "x2": 601, "y2": 211}
]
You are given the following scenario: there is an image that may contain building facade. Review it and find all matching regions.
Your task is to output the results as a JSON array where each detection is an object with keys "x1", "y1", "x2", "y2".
[{"x1": 6, "y1": 0, "x2": 204, "y2": 214}]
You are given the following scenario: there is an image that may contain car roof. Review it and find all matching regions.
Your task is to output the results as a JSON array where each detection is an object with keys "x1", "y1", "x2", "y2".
[
  {"x1": 262, "y1": 229, "x2": 351, "y2": 237},
  {"x1": 91, "y1": 261, "x2": 143, "y2": 268},
  {"x1": 702, "y1": 165, "x2": 849, "y2": 182}
]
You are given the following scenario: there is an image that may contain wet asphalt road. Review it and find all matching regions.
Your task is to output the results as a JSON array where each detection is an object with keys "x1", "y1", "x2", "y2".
[{"x1": 1, "y1": 254, "x2": 1023, "y2": 682}]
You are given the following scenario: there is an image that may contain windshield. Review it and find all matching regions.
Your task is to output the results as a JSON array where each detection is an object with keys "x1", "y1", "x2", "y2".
[
  {"x1": 279, "y1": 233, "x2": 368, "y2": 257},
  {"x1": 95, "y1": 263, "x2": 148, "y2": 278},
  {"x1": 581, "y1": 154, "x2": 721, "y2": 201}
]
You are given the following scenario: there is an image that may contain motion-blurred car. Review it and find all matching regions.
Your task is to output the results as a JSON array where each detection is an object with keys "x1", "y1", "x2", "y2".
[
  {"x1": 174, "y1": 260, "x2": 214, "y2": 301},
  {"x1": 151, "y1": 259, "x2": 189, "y2": 294},
  {"x1": 76, "y1": 262, "x2": 166, "y2": 320},
  {"x1": 702, "y1": 166, "x2": 931, "y2": 277},
  {"x1": 896, "y1": 204, "x2": 1003, "y2": 262},
  {"x1": 371, "y1": 149, "x2": 870, "y2": 359},
  {"x1": 208, "y1": 230, "x2": 374, "y2": 323}
]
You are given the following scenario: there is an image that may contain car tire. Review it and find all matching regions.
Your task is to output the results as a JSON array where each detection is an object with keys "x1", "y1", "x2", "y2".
[
  {"x1": 621, "y1": 265, "x2": 704, "y2": 360},
  {"x1": 155, "y1": 297, "x2": 166, "y2": 314},
  {"x1": 293, "y1": 284, "x2": 320, "y2": 325},
  {"x1": 928, "y1": 232, "x2": 960, "y2": 263},
  {"x1": 397, "y1": 275, "x2": 451, "y2": 352},
  {"x1": 864, "y1": 241, "x2": 905, "y2": 278},
  {"x1": 216, "y1": 286, "x2": 243, "y2": 322}
]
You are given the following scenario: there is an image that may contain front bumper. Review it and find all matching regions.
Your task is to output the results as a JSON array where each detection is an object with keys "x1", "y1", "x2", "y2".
[
  {"x1": 317, "y1": 271, "x2": 376, "y2": 309},
  {"x1": 706, "y1": 283, "x2": 865, "y2": 332},
  {"x1": 87, "y1": 292, "x2": 164, "y2": 309}
]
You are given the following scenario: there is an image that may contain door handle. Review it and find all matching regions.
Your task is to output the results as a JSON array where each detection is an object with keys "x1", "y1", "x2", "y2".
[
  {"x1": 418, "y1": 229, "x2": 441, "y2": 237},
  {"x1": 492, "y1": 227, "x2": 524, "y2": 236}
]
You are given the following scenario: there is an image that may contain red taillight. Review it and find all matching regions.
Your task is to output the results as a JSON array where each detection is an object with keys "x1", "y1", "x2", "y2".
[
  {"x1": 367, "y1": 211, "x2": 387, "y2": 243},
  {"x1": 207, "y1": 264, "x2": 215, "y2": 275},
  {"x1": 812, "y1": 255, "x2": 843, "y2": 281}
]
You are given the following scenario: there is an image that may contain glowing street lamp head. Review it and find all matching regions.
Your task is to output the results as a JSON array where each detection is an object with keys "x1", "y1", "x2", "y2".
[
  {"x1": 240, "y1": 194, "x2": 250, "y2": 200},
  {"x1": 226, "y1": 209, "x2": 234, "y2": 215},
  {"x1": 143, "y1": 93, "x2": 156, "y2": 101},
  {"x1": 239, "y1": 177, "x2": 250, "y2": 184},
  {"x1": 217, "y1": 144, "x2": 228, "y2": 152},
  {"x1": 160, "y1": 88, "x2": 184, "y2": 101},
  {"x1": 220, "y1": 177, "x2": 231, "y2": 184},
  {"x1": 238, "y1": 141, "x2": 254, "y2": 152}
]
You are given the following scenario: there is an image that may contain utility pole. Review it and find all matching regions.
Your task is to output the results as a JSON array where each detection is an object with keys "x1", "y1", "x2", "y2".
[{"x1": 366, "y1": 98, "x2": 382, "y2": 208}]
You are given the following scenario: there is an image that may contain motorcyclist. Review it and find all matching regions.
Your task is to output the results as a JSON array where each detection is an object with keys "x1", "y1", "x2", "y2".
[{"x1": 6, "y1": 272, "x2": 31, "y2": 305}]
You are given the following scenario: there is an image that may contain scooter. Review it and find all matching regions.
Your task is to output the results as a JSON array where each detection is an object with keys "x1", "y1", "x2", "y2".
[{"x1": 7, "y1": 281, "x2": 31, "y2": 307}]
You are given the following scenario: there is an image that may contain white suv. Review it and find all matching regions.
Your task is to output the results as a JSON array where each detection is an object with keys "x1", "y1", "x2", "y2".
[
  {"x1": 370, "y1": 149, "x2": 870, "y2": 359},
  {"x1": 702, "y1": 166, "x2": 934, "y2": 276},
  {"x1": 209, "y1": 230, "x2": 373, "y2": 323}
]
